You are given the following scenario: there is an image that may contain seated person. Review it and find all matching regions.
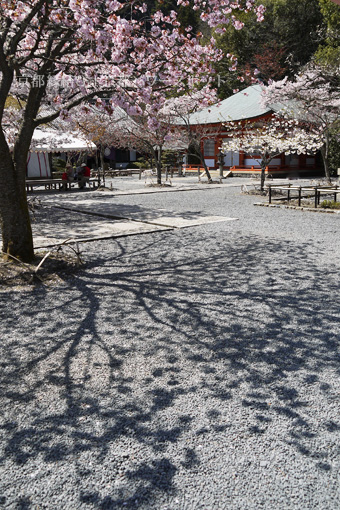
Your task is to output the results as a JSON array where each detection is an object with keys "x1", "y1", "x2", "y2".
[
  {"x1": 75, "y1": 163, "x2": 83, "y2": 181},
  {"x1": 66, "y1": 163, "x2": 75, "y2": 181},
  {"x1": 78, "y1": 163, "x2": 91, "y2": 189},
  {"x1": 61, "y1": 170, "x2": 69, "y2": 191}
]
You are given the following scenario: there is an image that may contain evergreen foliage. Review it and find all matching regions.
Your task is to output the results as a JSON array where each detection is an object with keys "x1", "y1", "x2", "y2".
[
  {"x1": 328, "y1": 137, "x2": 340, "y2": 176},
  {"x1": 214, "y1": 0, "x2": 323, "y2": 98},
  {"x1": 161, "y1": 150, "x2": 179, "y2": 169},
  {"x1": 147, "y1": 0, "x2": 200, "y2": 33},
  {"x1": 315, "y1": 0, "x2": 340, "y2": 65}
]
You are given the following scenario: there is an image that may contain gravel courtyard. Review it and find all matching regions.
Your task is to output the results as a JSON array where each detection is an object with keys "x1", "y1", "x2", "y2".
[{"x1": 0, "y1": 179, "x2": 339, "y2": 509}]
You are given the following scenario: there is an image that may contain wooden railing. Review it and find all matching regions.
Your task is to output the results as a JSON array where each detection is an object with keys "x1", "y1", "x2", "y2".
[{"x1": 267, "y1": 184, "x2": 340, "y2": 208}]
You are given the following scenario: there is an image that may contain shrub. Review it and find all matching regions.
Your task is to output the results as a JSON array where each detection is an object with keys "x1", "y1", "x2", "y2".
[
  {"x1": 134, "y1": 157, "x2": 151, "y2": 169},
  {"x1": 320, "y1": 200, "x2": 340, "y2": 209},
  {"x1": 328, "y1": 137, "x2": 340, "y2": 177},
  {"x1": 52, "y1": 157, "x2": 66, "y2": 171}
]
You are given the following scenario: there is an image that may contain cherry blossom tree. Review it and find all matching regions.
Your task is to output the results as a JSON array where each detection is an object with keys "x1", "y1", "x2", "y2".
[
  {"x1": 167, "y1": 88, "x2": 222, "y2": 182},
  {"x1": 222, "y1": 116, "x2": 323, "y2": 191},
  {"x1": 74, "y1": 86, "x2": 221, "y2": 185},
  {"x1": 0, "y1": 0, "x2": 265, "y2": 261},
  {"x1": 76, "y1": 86, "x2": 222, "y2": 185},
  {"x1": 73, "y1": 105, "x2": 132, "y2": 185},
  {"x1": 100, "y1": 96, "x2": 190, "y2": 184},
  {"x1": 112, "y1": 85, "x2": 221, "y2": 183},
  {"x1": 262, "y1": 64, "x2": 340, "y2": 182}
]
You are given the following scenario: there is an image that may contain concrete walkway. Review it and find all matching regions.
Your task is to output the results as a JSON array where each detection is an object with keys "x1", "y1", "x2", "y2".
[{"x1": 33, "y1": 180, "x2": 239, "y2": 248}]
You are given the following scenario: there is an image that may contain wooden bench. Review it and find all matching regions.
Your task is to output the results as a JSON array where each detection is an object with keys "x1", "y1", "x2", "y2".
[
  {"x1": 26, "y1": 179, "x2": 64, "y2": 192},
  {"x1": 26, "y1": 177, "x2": 100, "y2": 192},
  {"x1": 183, "y1": 165, "x2": 205, "y2": 172},
  {"x1": 100, "y1": 169, "x2": 141, "y2": 178},
  {"x1": 231, "y1": 165, "x2": 282, "y2": 173}
]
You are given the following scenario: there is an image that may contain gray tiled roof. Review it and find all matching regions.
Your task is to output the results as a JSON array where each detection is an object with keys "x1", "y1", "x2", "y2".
[{"x1": 187, "y1": 85, "x2": 272, "y2": 125}]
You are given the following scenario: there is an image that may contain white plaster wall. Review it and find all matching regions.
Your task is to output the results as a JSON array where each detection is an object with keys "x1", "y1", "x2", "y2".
[
  {"x1": 204, "y1": 159, "x2": 215, "y2": 168},
  {"x1": 223, "y1": 151, "x2": 239, "y2": 167},
  {"x1": 244, "y1": 158, "x2": 261, "y2": 166}
]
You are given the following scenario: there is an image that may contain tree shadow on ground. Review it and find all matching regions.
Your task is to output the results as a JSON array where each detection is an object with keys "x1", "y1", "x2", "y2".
[
  {"x1": 0, "y1": 229, "x2": 339, "y2": 508},
  {"x1": 37, "y1": 196, "x2": 224, "y2": 223}
]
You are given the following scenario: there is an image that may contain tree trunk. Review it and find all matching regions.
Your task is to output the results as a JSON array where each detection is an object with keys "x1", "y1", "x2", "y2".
[
  {"x1": 320, "y1": 140, "x2": 331, "y2": 183},
  {"x1": 156, "y1": 147, "x2": 162, "y2": 185},
  {"x1": 0, "y1": 150, "x2": 34, "y2": 262},
  {"x1": 156, "y1": 160, "x2": 162, "y2": 184},
  {"x1": 260, "y1": 161, "x2": 266, "y2": 192},
  {"x1": 99, "y1": 147, "x2": 105, "y2": 186},
  {"x1": 201, "y1": 160, "x2": 212, "y2": 182},
  {"x1": 0, "y1": 72, "x2": 48, "y2": 262},
  {"x1": 197, "y1": 145, "x2": 212, "y2": 182}
]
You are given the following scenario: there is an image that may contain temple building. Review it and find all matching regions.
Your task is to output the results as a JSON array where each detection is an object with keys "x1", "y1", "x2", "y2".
[{"x1": 187, "y1": 85, "x2": 321, "y2": 177}]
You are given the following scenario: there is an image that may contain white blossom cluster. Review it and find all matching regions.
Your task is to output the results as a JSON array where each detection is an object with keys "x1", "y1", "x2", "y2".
[{"x1": 221, "y1": 115, "x2": 323, "y2": 165}]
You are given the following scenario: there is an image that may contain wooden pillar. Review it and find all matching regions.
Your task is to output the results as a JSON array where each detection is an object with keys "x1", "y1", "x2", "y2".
[{"x1": 280, "y1": 152, "x2": 285, "y2": 167}]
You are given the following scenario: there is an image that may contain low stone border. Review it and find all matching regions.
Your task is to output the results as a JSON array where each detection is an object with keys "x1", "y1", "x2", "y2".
[{"x1": 254, "y1": 202, "x2": 340, "y2": 214}]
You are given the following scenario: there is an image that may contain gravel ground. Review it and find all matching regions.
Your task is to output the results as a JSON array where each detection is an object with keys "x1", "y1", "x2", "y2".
[{"x1": 1, "y1": 180, "x2": 340, "y2": 509}]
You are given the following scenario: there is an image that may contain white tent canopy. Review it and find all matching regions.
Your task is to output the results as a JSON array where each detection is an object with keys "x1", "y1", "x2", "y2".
[
  {"x1": 30, "y1": 128, "x2": 96, "y2": 153},
  {"x1": 27, "y1": 128, "x2": 96, "y2": 178}
]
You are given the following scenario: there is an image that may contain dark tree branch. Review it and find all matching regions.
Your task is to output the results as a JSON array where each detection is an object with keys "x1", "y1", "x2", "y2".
[{"x1": 8, "y1": 0, "x2": 47, "y2": 58}]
